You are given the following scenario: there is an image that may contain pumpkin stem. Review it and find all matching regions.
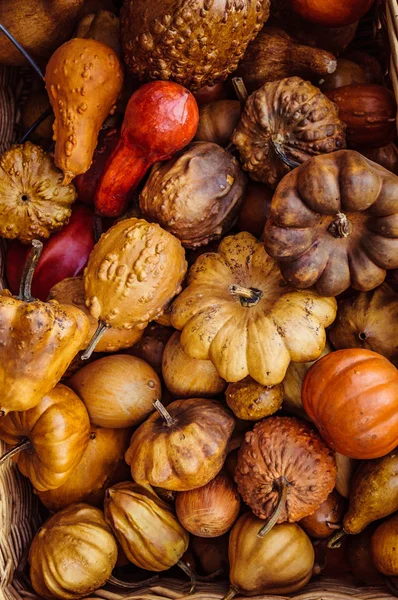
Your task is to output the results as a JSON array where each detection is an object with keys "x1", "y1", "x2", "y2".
[
  {"x1": 108, "y1": 574, "x2": 159, "y2": 589},
  {"x1": 18, "y1": 239, "x2": 43, "y2": 302},
  {"x1": 229, "y1": 284, "x2": 263, "y2": 307},
  {"x1": 81, "y1": 321, "x2": 110, "y2": 360},
  {"x1": 257, "y1": 477, "x2": 288, "y2": 538},
  {"x1": 327, "y1": 530, "x2": 346, "y2": 549},
  {"x1": 232, "y1": 77, "x2": 248, "y2": 106},
  {"x1": 271, "y1": 134, "x2": 301, "y2": 169},
  {"x1": 153, "y1": 400, "x2": 176, "y2": 427},
  {"x1": 326, "y1": 522, "x2": 342, "y2": 531},
  {"x1": 328, "y1": 212, "x2": 351, "y2": 238},
  {"x1": 177, "y1": 559, "x2": 196, "y2": 595},
  {"x1": 222, "y1": 587, "x2": 238, "y2": 600},
  {"x1": 0, "y1": 438, "x2": 31, "y2": 467}
]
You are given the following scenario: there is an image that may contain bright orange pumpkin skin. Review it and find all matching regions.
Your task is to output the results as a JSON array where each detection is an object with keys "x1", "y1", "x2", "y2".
[{"x1": 302, "y1": 349, "x2": 398, "y2": 460}]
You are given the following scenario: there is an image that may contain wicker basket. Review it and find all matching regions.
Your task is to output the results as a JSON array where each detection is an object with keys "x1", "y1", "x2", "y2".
[{"x1": 1, "y1": 3, "x2": 398, "y2": 600}]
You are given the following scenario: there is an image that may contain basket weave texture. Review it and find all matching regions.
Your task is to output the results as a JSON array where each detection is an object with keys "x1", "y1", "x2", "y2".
[{"x1": 1, "y1": 4, "x2": 398, "y2": 600}]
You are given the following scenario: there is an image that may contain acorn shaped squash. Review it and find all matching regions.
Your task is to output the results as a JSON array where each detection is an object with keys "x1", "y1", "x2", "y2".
[{"x1": 120, "y1": 0, "x2": 271, "y2": 91}]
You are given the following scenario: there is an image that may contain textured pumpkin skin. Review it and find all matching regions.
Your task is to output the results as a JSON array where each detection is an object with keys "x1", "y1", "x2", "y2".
[
  {"x1": 228, "y1": 513, "x2": 314, "y2": 595},
  {"x1": 38, "y1": 426, "x2": 132, "y2": 511},
  {"x1": 120, "y1": 0, "x2": 270, "y2": 91},
  {"x1": 235, "y1": 416, "x2": 336, "y2": 523},
  {"x1": 225, "y1": 377, "x2": 284, "y2": 421},
  {"x1": 29, "y1": 503, "x2": 117, "y2": 600},
  {"x1": 0, "y1": 384, "x2": 91, "y2": 491},
  {"x1": 0, "y1": 290, "x2": 90, "y2": 414},
  {"x1": 49, "y1": 277, "x2": 143, "y2": 352},
  {"x1": 329, "y1": 284, "x2": 398, "y2": 366},
  {"x1": 302, "y1": 349, "x2": 398, "y2": 459},
  {"x1": 139, "y1": 142, "x2": 247, "y2": 248},
  {"x1": 231, "y1": 77, "x2": 346, "y2": 188},
  {"x1": 104, "y1": 482, "x2": 189, "y2": 571},
  {"x1": 171, "y1": 232, "x2": 336, "y2": 386},
  {"x1": 84, "y1": 218, "x2": 187, "y2": 328},
  {"x1": 0, "y1": 143, "x2": 76, "y2": 242},
  {"x1": 45, "y1": 38, "x2": 123, "y2": 184},
  {"x1": 125, "y1": 398, "x2": 235, "y2": 491},
  {"x1": 264, "y1": 150, "x2": 398, "y2": 297}
]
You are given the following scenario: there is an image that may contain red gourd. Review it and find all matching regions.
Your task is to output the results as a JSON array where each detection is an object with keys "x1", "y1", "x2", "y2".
[
  {"x1": 6, "y1": 203, "x2": 95, "y2": 301},
  {"x1": 290, "y1": 0, "x2": 375, "y2": 27},
  {"x1": 94, "y1": 81, "x2": 199, "y2": 217}
]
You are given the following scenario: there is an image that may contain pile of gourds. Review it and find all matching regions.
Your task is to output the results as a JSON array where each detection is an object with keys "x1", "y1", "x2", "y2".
[{"x1": 0, "y1": 0, "x2": 398, "y2": 598}]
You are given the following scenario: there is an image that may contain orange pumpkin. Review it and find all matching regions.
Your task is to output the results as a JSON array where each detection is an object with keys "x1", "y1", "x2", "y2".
[{"x1": 302, "y1": 349, "x2": 398, "y2": 459}]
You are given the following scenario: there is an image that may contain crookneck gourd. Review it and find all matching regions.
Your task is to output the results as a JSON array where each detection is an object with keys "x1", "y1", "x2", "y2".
[
  {"x1": 120, "y1": 0, "x2": 271, "y2": 91},
  {"x1": 231, "y1": 76, "x2": 346, "y2": 188},
  {"x1": 171, "y1": 232, "x2": 337, "y2": 386},
  {"x1": 45, "y1": 38, "x2": 124, "y2": 184},
  {"x1": 264, "y1": 150, "x2": 398, "y2": 297},
  {"x1": 83, "y1": 218, "x2": 187, "y2": 355},
  {"x1": 104, "y1": 481, "x2": 189, "y2": 571},
  {"x1": 0, "y1": 241, "x2": 90, "y2": 414},
  {"x1": 0, "y1": 384, "x2": 91, "y2": 491},
  {"x1": 125, "y1": 398, "x2": 235, "y2": 491},
  {"x1": 0, "y1": 142, "x2": 76, "y2": 242},
  {"x1": 139, "y1": 142, "x2": 247, "y2": 248},
  {"x1": 235, "y1": 417, "x2": 336, "y2": 534},
  {"x1": 29, "y1": 503, "x2": 118, "y2": 600}
]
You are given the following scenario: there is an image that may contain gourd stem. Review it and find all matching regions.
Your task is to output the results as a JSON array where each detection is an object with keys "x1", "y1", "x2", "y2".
[
  {"x1": 228, "y1": 284, "x2": 263, "y2": 308},
  {"x1": 18, "y1": 240, "x2": 43, "y2": 302},
  {"x1": 328, "y1": 212, "x2": 351, "y2": 238},
  {"x1": 153, "y1": 400, "x2": 176, "y2": 427},
  {"x1": 222, "y1": 587, "x2": 238, "y2": 600},
  {"x1": 232, "y1": 77, "x2": 249, "y2": 105},
  {"x1": 326, "y1": 522, "x2": 342, "y2": 531},
  {"x1": 257, "y1": 477, "x2": 288, "y2": 538},
  {"x1": 81, "y1": 321, "x2": 109, "y2": 360},
  {"x1": 108, "y1": 575, "x2": 159, "y2": 589},
  {"x1": 177, "y1": 559, "x2": 196, "y2": 595},
  {"x1": 0, "y1": 23, "x2": 44, "y2": 79},
  {"x1": 327, "y1": 530, "x2": 347, "y2": 549},
  {"x1": 0, "y1": 438, "x2": 31, "y2": 467}
]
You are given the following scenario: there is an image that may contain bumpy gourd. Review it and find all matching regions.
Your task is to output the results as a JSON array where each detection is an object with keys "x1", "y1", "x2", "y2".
[{"x1": 45, "y1": 38, "x2": 124, "y2": 183}]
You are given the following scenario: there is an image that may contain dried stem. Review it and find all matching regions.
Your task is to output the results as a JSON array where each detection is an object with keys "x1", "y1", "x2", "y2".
[
  {"x1": 177, "y1": 559, "x2": 196, "y2": 595},
  {"x1": 229, "y1": 284, "x2": 263, "y2": 307},
  {"x1": 81, "y1": 321, "x2": 109, "y2": 360},
  {"x1": 222, "y1": 587, "x2": 238, "y2": 600},
  {"x1": 108, "y1": 575, "x2": 159, "y2": 589},
  {"x1": 328, "y1": 212, "x2": 351, "y2": 238},
  {"x1": 0, "y1": 438, "x2": 31, "y2": 467},
  {"x1": 327, "y1": 530, "x2": 347, "y2": 549},
  {"x1": 153, "y1": 400, "x2": 176, "y2": 427},
  {"x1": 258, "y1": 477, "x2": 288, "y2": 538},
  {"x1": 232, "y1": 77, "x2": 249, "y2": 105},
  {"x1": 18, "y1": 240, "x2": 43, "y2": 302}
]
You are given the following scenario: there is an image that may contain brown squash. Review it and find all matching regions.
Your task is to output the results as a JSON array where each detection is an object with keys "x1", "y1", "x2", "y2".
[
  {"x1": 329, "y1": 284, "x2": 398, "y2": 366},
  {"x1": 29, "y1": 503, "x2": 117, "y2": 600},
  {"x1": 195, "y1": 100, "x2": 242, "y2": 147},
  {"x1": 125, "y1": 398, "x2": 235, "y2": 491},
  {"x1": 237, "y1": 26, "x2": 337, "y2": 93},
  {"x1": 0, "y1": 143, "x2": 76, "y2": 243},
  {"x1": 225, "y1": 377, "x2": 283, "y2": 421},
  {"x1": 360, "y1": 143, "x2": 398, "y2": 175},
  {"x1": 126, "y1": 322, "x2": 174, "y2": 375},
  {"x1": 235, "y1": 182, "x2": 273, "y2": 239},
  {"x1": 319, "y1": 58, "x2": 366, "y2": 92},
  {"x1": 231, "y1": 77, "x2": 346, "y2": 188},
  {"x1": 235, "y1": 417, "x2": 336, "y2": 528},
  {"x1": 191, "y1": 534, "x2": 229, "y2": 575},
  {"x1": 74, "y1": 10, "x2": 121, "y2": 57},
  {"x1": 139, "y1": 142, "x2": 247, "y2": 248},
  {"x1": 38, "y1": 426, "x2": 131, "y2": 511},
  {"x1": 162, "y1": 332, "x2": 226, "y2": 398},
  {"x1": 299, "y1": 490, "x2": 346, "y2": 539},
  {"x1": 120, "y1": 0, "x2": 271, "y2": 91},
  {"x1": 104, "y1": 482, "x2": 189, "y2": 571},
  {"x1": 348, "y1": 526, "x2": 384, "y2": 585},
  {"x1": 171, "y1": 232, "x2": 336, "y2": 386},
  {"x1": 49, "y1": 277, "x2": 143, "y2": 352},
  {"x1": 264, "y1": 150, "x2": 398, "y2": 297},
  {"x1": 225, "y1": 513, "x2": 314, "y2": 598},
  {"x1": 0, "y1": 384, "x2": 90, "y2": 492},
  {"x1": 45, "y1": 38, "x2": 124, "y2": 183},
  {"x1": 69, "y1": 354, "x2": 161, "y2": 428},
  {"x1": 326, "y1": 84, "x2": 397, "y2": 148}
]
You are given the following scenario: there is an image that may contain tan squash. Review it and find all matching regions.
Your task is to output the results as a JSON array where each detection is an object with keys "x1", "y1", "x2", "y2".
[
  {"x1": 171, "y1": 232, "x2": 336, "y2": 386},
  {"x1": 162, "y1": 332, "x2": 226, "y2": 398},
  {"x1": 127, "y1": 323, "x2": 174, "y2": 375},
  {"x1": 225, "y1": 377, "x2": 283, "y2": 421},
  {"x1": 45, "y1": 38, "x2": 124, "y2": 183}
]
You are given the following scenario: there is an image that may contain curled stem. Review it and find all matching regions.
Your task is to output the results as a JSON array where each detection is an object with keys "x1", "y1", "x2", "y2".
[
  {"x1": 257, "y1": 477, "x2": 288, "y2": 538},
  {"x1": 177, "y1": 559, "x2": 196, "y2": 595},
  {"x1": 153, "y1": 400, "x2": 176, "y2": 428},
  {"x1": 0, "y1": 438, "x2": 31, "y2": 467},
  {"x1": 327, "y1": 530, "x2": 347, "y2": 549},
  {"x1": 108, "y1": 574, "x2": 159, "y2": 589},
  {"x1": 18, "y1": 240, "x2": 43, "y2": 302},
  {"x1": 81, "y1": 321, "x2": 109, "y2": 360}
]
